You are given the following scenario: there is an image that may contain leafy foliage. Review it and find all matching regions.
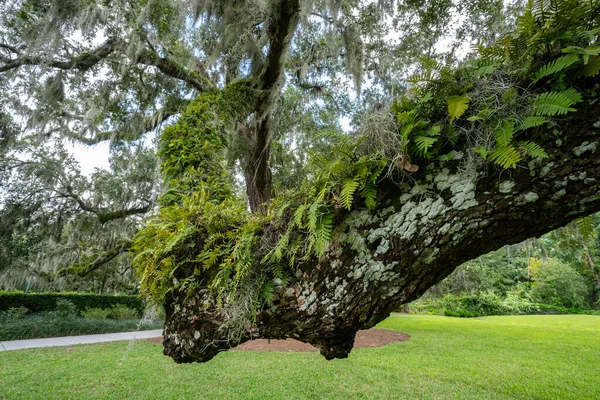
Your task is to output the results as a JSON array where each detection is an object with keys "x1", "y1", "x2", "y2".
[
  {"x1": 447, "y1": 95, "x2": 470, "y2": 122},
  {"x1": 398, "y1": 0, "x2": 597, "y2": 170},
  {"x1": 529, "y1": 257, "x2": 590, "y2": 308}
]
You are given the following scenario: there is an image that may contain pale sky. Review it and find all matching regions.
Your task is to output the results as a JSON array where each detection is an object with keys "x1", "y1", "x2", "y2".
[{"x1": 68, "y1": 141, "x2": 111, "y2": 176}]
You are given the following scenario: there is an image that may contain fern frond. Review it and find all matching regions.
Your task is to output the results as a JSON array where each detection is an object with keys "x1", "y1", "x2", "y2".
[
  {"x1": 575, "y1": 216, "x2": 595, "y2": 240},
  {"x1": 507, "y1": 35, "x2": 528, "y2": 63},
  {"x1": 582, "y1": 56, "x2": 600, "y2": 77},
  {"x1": 533, "y1": 91, "x2": 578, "y2": 115},
  {"x1": 488, "y1": 145, "x2": 522, "y2": 168},
  {"x1": 407, "y1": 71, "x2": 435, "y2": 83},
  {"x1": 467, "y1": 108, "x2": 493, "y2": 122},
  {"x1": 360, "y1": 183, "x2": 378, "y2": 209},
  {"x1": 518, "y1": 141, "x2": 548, "y2": 158},
  {"x1": 560, "y1": 88, "x2": 583, "y2": 104},
  {"x1": 314, "y1": 213, "x2": 334, "y2": 256},
  {"x1": 575, "y1": 27, "x2": 600, "y2": 43},
  {"x1": 292, "y1": 204, "x2": 307, "y2": 228},
  {"x1": 447, "y1": 95, "x2": 470, "y2": 122},
  {"x1": 517, "y1": 116, "x2": 548, "y2": 131},
  {"x1": 307, "y1": 201, "x2": 322, "y2": 232},
  {"x1": 493, "y1": 120, "x2": 515, "y2": 147},
  {"x1": 532, "y1": 54, "x2": 579, "y2": 82},
  {"x1": 413, "y1": 135, "x2": 438, "y2": 157},
  {"x1": 202, "y1": 246, "x2": 222, "y2": 270},
  {"x1": 515, "y1": 0, "x2": 536, "y2": 37},
  {"x1": 340, "y1": 177, "x2": 360, "y2": 210},
  {"x1": 397, "y1": 110, "x2": 419, "y2": 124},
  {"x1": 532, "y1": 0, "x2": 552, "y2": 24},
  {"x1": 562, "y1": 44, "x2": 600, "y2": 64}
]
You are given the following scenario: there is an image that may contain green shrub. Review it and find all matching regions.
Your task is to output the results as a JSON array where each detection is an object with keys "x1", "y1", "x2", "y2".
[
  {"x1": 55, "y1": 299, "x2": 78, "y2": 319},
  {"x1": 444, "y1": 309, "x2": 479, "y2": 318},
  {"x1": 106, "y1": 304, "x2": 139, "y2": 320},
  {"x1": 83, "y1": 305, "x2": 140, "y2": 321},
  {"x1": 81, "y1": 308, "x2": 111, "y2": 320},
  {"x1": 0, "y1": 291, "x2": 143, "y2": 316},
  {"x1": 412, "y1": 291, "x2": 541, "y2": 317},
  {"x1": 529, "y1": 258, "x2": 590, "y2": 309},
  {"x1": 1, "y1": 306, "x2": 29, "y2": 320}
]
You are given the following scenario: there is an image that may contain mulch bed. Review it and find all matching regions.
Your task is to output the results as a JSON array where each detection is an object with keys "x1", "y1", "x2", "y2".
[{"x1": 146, "y1": 329, "x2": 409, "y2": 352}]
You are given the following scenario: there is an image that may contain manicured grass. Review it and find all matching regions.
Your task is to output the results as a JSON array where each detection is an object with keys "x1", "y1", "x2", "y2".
[{"x1": 1, "y1": 314, "x2": 599, "y2": 399}]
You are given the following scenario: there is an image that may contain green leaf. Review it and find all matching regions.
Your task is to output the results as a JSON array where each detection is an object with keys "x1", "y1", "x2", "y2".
[
  {"x1": 420, "y1": 92, "x2": 433, "y2": 103},
  {"x1": 476, "y1": 63, "x2": 499, "y2": 75},
  {"x1": 562, "y1": 44, "x2": 600, "y2": 58},
  {"x1": 314, "y1": 213, "x2": 334, "y2": 256},
  {"x1": 360, "y1": 183, "x2": 378, "y2": 209},
  {"x1": 561, "y1": 88, "x2": 583, "y2": 104},
  {"x1": 341, "y1": 177, "x2": 360, "y2": 210},
  {"x1": 307, "y1": 201, "x2": 323, "y2": 232},
  {"x1": 447, "y1": 95, "x2": 470, "y2": 122},
  {"x1": 517, "y1": 116, "x2": 548, "y2": 131},
  {"x1": 473, "y1": 146, "x2": 488, "y2": 159},
  {"x1": 533, "y1": 91, "x2": 579, "y2": 116},
  {"x1": 493, "y1": 120, "x2": 515, "y2": 147},
  {"x1": 292, "y1": 204, "x2": 307, "y2": 228},
  {"x1": 427, "y1": 125, "x2": 442, "y2": 136},
  {"x1": 532, "y1": 54, "x2": 579, "y2": 82},
  {"x1": 582, "y1": 56, "x2": 600, "y2": 77},
  {"x1": 488, "y1": 145, "x2": 522, "y2": 168},
  {"x1": 575, "y1": 216, "x2": 595, "y2": 240},
  {"x1": 413, "y1": 135, "x2": 438, "y2": 157},
  {"x1": 517, "y1": 141, "x2": 548, "y2": 158}
]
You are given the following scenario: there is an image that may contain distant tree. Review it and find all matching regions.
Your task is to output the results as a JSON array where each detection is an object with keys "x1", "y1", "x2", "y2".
[
  {"x1": 0, "y1": 138, "x2": 160, "y2": 292},
  {"x1": 423, "y1": 247, "x2": 530, "y2": 297},
  {"x1": 529, "y1": 258, "x2": 589, "y2": 308},
  {"x1": 543, "y1": 216, "x2": 600, "y2": 305}
]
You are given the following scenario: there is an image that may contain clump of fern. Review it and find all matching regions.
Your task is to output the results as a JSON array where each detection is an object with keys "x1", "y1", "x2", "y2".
[{"x1": 392, "y1": 0, "x2": 596, "y2": 171}]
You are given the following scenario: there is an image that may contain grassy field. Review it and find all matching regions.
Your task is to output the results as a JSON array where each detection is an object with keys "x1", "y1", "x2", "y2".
[{"x1": 1, "y1": 314, "x2": 599, "y2": 399}]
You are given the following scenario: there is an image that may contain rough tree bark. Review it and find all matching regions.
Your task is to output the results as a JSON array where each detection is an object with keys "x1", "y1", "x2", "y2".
[{"x1": 162, "y1": 79, "x2": 600, "y2": 363}]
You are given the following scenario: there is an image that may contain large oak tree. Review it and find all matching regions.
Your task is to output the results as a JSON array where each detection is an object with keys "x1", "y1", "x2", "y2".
[{"x1": 1, "y1": 0, "x2": 600, "y2": 362}]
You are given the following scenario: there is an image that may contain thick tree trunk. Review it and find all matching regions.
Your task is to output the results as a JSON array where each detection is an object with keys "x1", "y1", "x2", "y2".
[
  {"x1": 242, "y1": 118, "x2": 274, "y2": 213},
  {"x1": 242, "y1": 0, "x2": 300, "y2": 213},
  {"x1": 163, "y1": 86, "x2": 600, "y2": 363}
]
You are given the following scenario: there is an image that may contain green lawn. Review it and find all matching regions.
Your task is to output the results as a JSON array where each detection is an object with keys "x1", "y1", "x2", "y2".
[{"x1": 1, "y1": 314, "x2": 599, "y2": 399}]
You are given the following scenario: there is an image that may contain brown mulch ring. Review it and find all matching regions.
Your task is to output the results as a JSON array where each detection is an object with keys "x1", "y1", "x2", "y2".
[{"x1": 146, "y1": 329, "x2": 409, "y2": 352}]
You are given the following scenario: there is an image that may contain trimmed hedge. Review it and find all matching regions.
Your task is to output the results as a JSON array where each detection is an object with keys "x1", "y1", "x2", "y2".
[
  {"x1": 410, "y1": 292, "x2": 600, "y2": 317},
  {"x1": 0, "y1": 314, "x2": 162, "y2": 341},
  {"x1": 0, "y1": 291, "x2": 144, "y2": 316}
]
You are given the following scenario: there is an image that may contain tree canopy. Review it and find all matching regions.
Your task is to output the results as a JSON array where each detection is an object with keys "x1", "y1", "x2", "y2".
[{"x1": 1, "y1": 0, "x2": 600, "y2": 362}]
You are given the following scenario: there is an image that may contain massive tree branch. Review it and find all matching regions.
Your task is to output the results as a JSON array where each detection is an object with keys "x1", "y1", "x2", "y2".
[
  {"x1": 57, "y1": 100, "x2": 188, "y2": 145},
  {"x1": 161, "y1": 77, "x2": 600, "y2": 363},
  {"x1": 60, "y1": 185, "x2": 152, "y2": 224},
  {"x1": 58, "y1": 240, "x2": 132, "y2": 277},
  {"x1": 136, "y1": 50, "x2": 212, "y2": 92},
  {"x1": 0, "y1": 39, "x2": 211, "y2": 92},
  {"x1": 0, "y1": 39, "x2": 119, "y2": 73}
]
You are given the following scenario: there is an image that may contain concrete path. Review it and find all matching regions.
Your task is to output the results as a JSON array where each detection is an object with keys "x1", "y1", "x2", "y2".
[{"x1": 0, "y1": 329, "x2": 163, "y2": 352}]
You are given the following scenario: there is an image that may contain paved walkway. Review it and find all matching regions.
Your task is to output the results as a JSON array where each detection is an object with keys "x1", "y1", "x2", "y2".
[{"x1": 0, "y1": 329, "x2": 163, "y2": 352}]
